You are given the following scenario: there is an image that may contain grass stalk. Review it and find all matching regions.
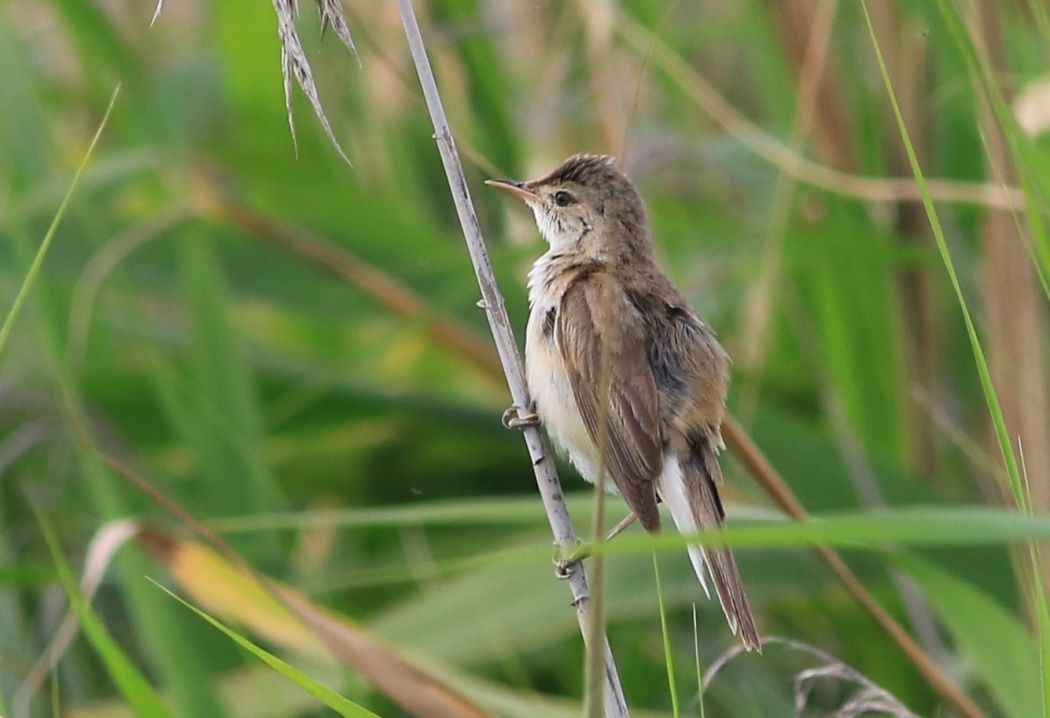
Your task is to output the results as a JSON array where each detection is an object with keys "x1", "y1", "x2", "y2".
[
  {"x1": 614, "y1": 13, "x2": 1024, "y2": 210},
  {"x1": 692, "y1": 605, "x2": 706, "y2": 718},
  {"x1": 653, "y1": 553, "x2": 680, "y2": 718},
  {"x1": 0, "y1": 85, "x2": 119, "y2": 358},
  {"x1": 864, "y1": 2, "x2": 1035, "y2": 715},
  {"x1": 152, "y1": 582, "x2": 379, "y2": 718},
  {"x1": 30, "y1": 497, "x2": 173, "y2": 718},
  {"x1": 864, "y1": 0, "x2": 1023, "y2": 518},
  {"x1": 392, "y1": 0, "x2": 629, "y2": 715}
]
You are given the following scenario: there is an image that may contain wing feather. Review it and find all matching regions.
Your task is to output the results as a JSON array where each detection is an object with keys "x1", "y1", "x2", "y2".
[{"x1": 556, "y1": 275, "x2": 663, "y2": 530}]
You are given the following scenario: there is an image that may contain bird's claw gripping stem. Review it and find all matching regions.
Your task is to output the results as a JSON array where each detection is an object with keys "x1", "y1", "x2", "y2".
[
  {"x1": 554, "y1": 542, "x2": 588, "y2": 579},
  {"x1": 502, "y1": 405, "x2": 540, "y2": 430},
  {"x1": 551, "y1": 513, "x2": 638, "y2": 579}
]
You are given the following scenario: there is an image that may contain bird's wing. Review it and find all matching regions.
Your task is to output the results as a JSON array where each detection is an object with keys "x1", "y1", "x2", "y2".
[
  {"x1": 648, "y1": 299, "x2": 729, "y2": 453},
  {"x1": 556, "y1": 274, "x2": 663, "y2": 530}
]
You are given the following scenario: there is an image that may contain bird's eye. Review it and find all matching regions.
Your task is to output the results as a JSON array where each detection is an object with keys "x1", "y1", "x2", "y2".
[{"x1": 554, "y1": 190, "x2": 575, "y2": 207}]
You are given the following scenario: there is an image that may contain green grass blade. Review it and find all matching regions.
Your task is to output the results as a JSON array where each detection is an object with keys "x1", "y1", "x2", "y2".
[
  {"x1": 842, "y1": 13, "x2": 1047, "y2": 713},
  {"x1": 652, "y1": 552, "x2": 680, "y2": 718},
  {"x1": 581, "y1": 506, "x2": 1050, "y2": 556},
  {"x1": 50, "y1": 660, "x2": 59, "y2": 718},
  {"x1": 152, "y1": 581, "x2": 381, "y2": 718},
  {"x1": 243, "y1": 506, "x2": 1050, "y2": 584},
  {"x1": 692, "y1": 604, "x2": 705, "y2": 718},
  {"x1": 934, "y1": 0, "x2": 1050, "y2": 302},
  {"x1": 31, "y1": 502, "x2": 174, "y2": 718},
  {"x1": 898, "y1": 554, "x2": 1039, "y2": 718},
  {"x1": 860, "y1": 1, "x2": 1024, "y2": 507},
  {"x1": 208, "y1": 494, "x2": 600, "y2": 534},
  {"x1": 1033, "y1": 547, "x2": 1050, "y2": 718},
  {"x1": 175, "y1": 232, "x2": 283, "y2": 537},
  {"x1": 0, "y1": 85, "x2": 119, "y2": 358},
  {"x1": 1023, "y1": 0, "x2": 1050, "y2": 56}
]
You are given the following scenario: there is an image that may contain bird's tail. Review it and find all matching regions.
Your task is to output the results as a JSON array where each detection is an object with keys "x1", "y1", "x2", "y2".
[{"x1": 656, "y1": 443, "x2": 761, "y2": 652}]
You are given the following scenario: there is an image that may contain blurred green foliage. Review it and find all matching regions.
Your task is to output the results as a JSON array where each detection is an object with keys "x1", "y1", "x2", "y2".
[{"x1": 1, "y1": 1, "x2": 1049, "y2": 716}]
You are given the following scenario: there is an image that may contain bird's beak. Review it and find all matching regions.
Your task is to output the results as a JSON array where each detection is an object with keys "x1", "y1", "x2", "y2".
[{"x1": 484, "y1": 178, "x2": 540, "y2": 202}]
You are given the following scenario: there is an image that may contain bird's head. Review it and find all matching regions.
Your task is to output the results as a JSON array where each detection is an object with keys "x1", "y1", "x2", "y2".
[{"x1": 486, "y1": 154, "x2": 651, "y2": 259}]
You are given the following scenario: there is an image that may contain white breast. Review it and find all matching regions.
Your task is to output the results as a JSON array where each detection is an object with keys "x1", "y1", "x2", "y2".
[{"x1": 525, "y1": 253, "x2": 602, "y2": 485}]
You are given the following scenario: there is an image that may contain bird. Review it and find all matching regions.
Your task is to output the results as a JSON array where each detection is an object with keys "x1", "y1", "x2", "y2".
[{"x1": 486, "y1": 154, "x2": 760, "y2": 651}]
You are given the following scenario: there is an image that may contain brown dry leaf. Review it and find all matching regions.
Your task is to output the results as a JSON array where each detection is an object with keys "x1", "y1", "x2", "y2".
[{"x1": 138, "y1": 528, "x2": 490, "y2": 718}]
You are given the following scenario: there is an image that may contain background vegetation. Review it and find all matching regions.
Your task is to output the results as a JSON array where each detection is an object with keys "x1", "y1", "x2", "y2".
[{"x1": 2, "y1": 1, "x2": 1049, "y2": 716}]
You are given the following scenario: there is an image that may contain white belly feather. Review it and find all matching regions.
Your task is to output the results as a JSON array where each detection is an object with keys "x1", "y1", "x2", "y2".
[{"x1": 525, "y1": 252, "x2": 604, "y2": 487}]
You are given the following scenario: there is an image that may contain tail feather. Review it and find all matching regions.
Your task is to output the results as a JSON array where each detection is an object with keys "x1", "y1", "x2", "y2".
[{"x1": 657, "y1": 446, "x2": 761, "y2": 652}]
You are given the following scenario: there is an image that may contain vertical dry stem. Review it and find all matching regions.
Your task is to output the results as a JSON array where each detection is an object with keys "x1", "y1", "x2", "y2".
[
  {"x1": 973, "y1": 0, "x2": 1050, "y2": 591},
  {"x1": 869, "y1": 3, "x2": 942, "y2": 478},
  {"x1": 393, "y1": 1, "x2": 629, "y2": 715},
  {"x1": 974, "y1": 2, "x2": 1050, "y2": 503},
  {"x1": 760, "y1": 0, "x2": 858, "y2": 171}
]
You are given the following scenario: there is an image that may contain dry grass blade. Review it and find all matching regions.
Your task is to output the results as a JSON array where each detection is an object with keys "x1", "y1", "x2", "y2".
[
  {"x1": 315, "y1": 0, "x2": 358, "y2": 55},
  {"x1": 703, "y1": 636, "x2": 920, "y2": 718},
  {"x1": 140, "y1": 528, "x2": 491, "y2": 718},
  {"x1": 14, "y1": 520, "x2": 141, "y2": 718},
  {"x1": 284, "y1": 593, "x2": 489, "y2": 718},
  {"x1": 794, "y1": 665, "x2": 918, "y2": 718},
  {"x1": 614, "y1": 12, "x2": 1026, "y2": 211},
  {"x1": 67, "y1": 204, "x2": 193, "y2": 367},
  {"x1": 156, "y1": 0, "x2": 356, "y2": 159},
  {"x1": 834, "y1": 693, "x2": 921, "y2": 718},
  {"x1": 61, "y1": 407, "x2": 488, "y2": 718},
  {"x1": 973, "y1": 0, "x2": 1050, "y2": 542},
  {"x1": 737, "y1": 0, "x2": 839, "y2": 406},
  {"x1": 270, "y1": 0, "x2": 353, "y2": 163},
  {"x1": 200, "y1": 194, "x2": 505, "y2": 384}
]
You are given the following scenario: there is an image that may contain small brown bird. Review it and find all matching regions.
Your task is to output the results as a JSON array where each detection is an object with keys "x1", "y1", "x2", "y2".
[{"x1": 487, "y1": 154, "x2": 760, "y2": 651}]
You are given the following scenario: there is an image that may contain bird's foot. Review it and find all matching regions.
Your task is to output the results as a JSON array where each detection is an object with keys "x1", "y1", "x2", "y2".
[
  {"x1": 553, "y1": 542, "x2": 587, "y2": 579},
  {"x1": 502, "y1": 405, "x2": 540, "y2": 430},
  {"x1": 552, "y1": 513, "x2": 639, "y2": 578}
]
